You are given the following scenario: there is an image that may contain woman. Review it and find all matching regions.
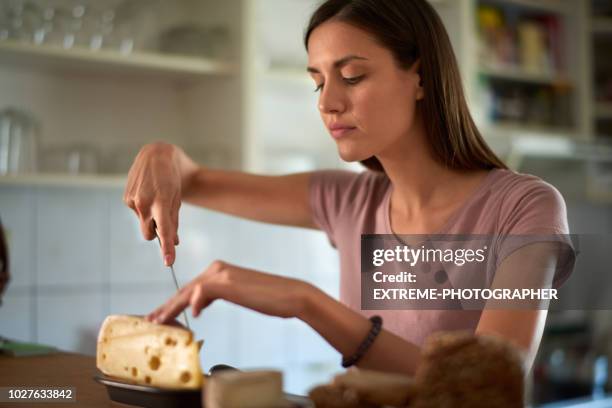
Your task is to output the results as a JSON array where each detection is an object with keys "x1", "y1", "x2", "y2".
[{"x1": 124, "y1": 0, "x2": 573, "y2": 375}]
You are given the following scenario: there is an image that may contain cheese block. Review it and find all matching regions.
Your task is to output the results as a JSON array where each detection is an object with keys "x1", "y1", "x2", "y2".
[
  {"x1": 205, "y1": 370, "x2": 284, "y2": 408},
  {"x1": 96, "y1": 315, "x2": 203, "y2": 389}
]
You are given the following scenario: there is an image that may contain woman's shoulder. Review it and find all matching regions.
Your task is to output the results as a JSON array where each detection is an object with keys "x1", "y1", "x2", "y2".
[
  {"x1": 487, "y1": 168, "x2": 568, "y2": 234},
  {"x1": 489, "y1": 168, "x2": 565, "y2": 210},
  {"x1": 310, "y1": 169, "x2": 390, "y2": 199},
  {"x1": 309, "y1": 169, "x2": 390, "y2": 222}
]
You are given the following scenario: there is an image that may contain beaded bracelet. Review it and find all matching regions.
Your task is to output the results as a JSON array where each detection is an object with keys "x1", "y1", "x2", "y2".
[{"x1": 341, "y1": 315, "x2": 383, "y2": 368}]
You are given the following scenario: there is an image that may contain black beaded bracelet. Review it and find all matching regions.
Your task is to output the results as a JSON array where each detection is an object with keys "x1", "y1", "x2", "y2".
[{"x1": 342, "y1": 315, "x2": 383, "y2": 368}]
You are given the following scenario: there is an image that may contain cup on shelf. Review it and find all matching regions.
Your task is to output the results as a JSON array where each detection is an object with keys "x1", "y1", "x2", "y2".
[
  {"x1": 0, "y1": 108, "x2": 39, "y2": 175},
  {"x1": 2, "y1": 0, "x2": 42, "y2": 43},
  {"x1": 158, "y1": 24, "x2": 230, "y2": 58},
  {"x1": 105, "y1": 0, "x2": 160, "y2": 54},
  {"x1": 105, "y1": 143, "x2": 142, "y2": 174},
  {"x1": 40, "y1": 144, "x2": 98, "y2": 175}
]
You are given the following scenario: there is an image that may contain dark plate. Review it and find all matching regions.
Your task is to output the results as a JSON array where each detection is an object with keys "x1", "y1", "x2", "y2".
[
  {"x1": 94, "y1": 373, "x2": 202, "y2": 408},
  {"x1": 94, "y1": 373, "x2": 313, "y2": 408}
]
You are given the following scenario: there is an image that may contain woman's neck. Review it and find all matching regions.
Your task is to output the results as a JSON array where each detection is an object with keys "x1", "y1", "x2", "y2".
[
  {"x1": 376, "y1": 123, "x2": 490, "y2": 233},
  {"x1": 377, "y1": 121, "x2": 458, "y2": 217}
]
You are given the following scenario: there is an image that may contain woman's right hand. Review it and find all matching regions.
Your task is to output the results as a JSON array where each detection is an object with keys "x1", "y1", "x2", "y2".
[{"x1": 123, "y1": 142, "x2": 198, "y2": 266}]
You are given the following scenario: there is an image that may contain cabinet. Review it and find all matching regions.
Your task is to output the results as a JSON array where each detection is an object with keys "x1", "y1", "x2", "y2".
[
  {"x1": 436, "y1": 0, "x2": 588, "y2": 147},
  {"x1": 589, "y1": 0, "x2": 612, "y2": 141}
]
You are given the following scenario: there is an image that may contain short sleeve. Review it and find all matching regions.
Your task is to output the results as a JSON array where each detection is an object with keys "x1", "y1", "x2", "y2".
[
  {"x1": 494, "y1": 179, "x2": 576, "y2": 288},
  {"x1": 309, "y1": 170, "x2": 360, "y2": 248}
]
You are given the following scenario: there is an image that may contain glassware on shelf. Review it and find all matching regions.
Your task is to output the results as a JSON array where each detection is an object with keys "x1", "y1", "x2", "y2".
[
  {"x1": 3, "y1": 0, "x2": 29, "y2": 43},
  {"x1": 32, "y1": 2, "x2": 55, "y2": 45},
  {"x1": 107, "y1": 0, "x2": 159, "y2": 55},
  {"x1": 61, "y1": 2, "x2": 86, "y2": 49},
  {"x1": 2, "y1": 0, "x2": 162, "y2": 55},
  {"x1": 0, "y1": 108, "x2": 39, "y2": 175},
  {"x1": 0, "y1": 17, "x2": 8, "y2": 42},
  {"x1": 158, "y1": 24, "x2": 230, "y2": 58},
  {"x1": 86, "y1": 6, "x2": 116, "y2": 51},
  {"x1": 40, "y1": 144, "x2": 98, "y2": 175}
]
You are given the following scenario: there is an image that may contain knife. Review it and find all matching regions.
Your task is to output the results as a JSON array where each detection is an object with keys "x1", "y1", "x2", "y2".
[{"x1": 152, "y1": 220, "x2": 191, "y2": 330}]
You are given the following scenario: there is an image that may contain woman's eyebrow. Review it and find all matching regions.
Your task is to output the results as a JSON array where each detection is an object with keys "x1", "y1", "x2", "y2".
[{"x1": 307, "y1": 55, "x2": 369, "y2": 73}]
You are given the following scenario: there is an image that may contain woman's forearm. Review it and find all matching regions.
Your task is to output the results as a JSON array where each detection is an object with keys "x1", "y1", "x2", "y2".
[
  {"x1": 179, "y1": 162, "x2": 315, "y2": 229},
  {"x1": 298, "y1": 284, "x2": 422, "y2": 375}
]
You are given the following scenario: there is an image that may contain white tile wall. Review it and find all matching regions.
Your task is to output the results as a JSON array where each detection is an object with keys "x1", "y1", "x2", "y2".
[
  {"x1": 190, "y1": 301, "x2": 243, "y2": 371},
  {"x1": 0, "y1": 187, "x2": 35, "y2": 287},
  {"x1": 35, "y1": 187, "x2": 109, "y2": 286},
  {"x1": 0, "y1": 290, "x2": 32, "y2": 342},
  {"x1": 108, "y1": 284, "x2": 176, "y2": 316},
  {"x1": 36, "y1": 289, "x2": 106, "y2": 355},
  {"x1": 108, "y1": 191, "x2": 170, "y2": 285},
  {"x1": 173, "y1": 203, "x2": 240, "y2": 282},
  {"x1": 235, "y1": 307, "x2": 290, "y2": 369}
]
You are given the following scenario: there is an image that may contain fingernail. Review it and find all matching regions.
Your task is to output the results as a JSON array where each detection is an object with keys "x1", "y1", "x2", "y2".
[{"x1": 164, "y1": 255, "x2": 172, "y2": 266}]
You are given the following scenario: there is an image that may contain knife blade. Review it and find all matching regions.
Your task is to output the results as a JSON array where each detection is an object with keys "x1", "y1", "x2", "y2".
[{"x1": 152, "y1": 220, "x2": 191, "y2": 330}]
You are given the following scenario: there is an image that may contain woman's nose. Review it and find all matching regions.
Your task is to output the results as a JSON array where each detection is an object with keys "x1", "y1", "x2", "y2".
[{"x1": 318, "y1": 82, "x2": 346, "y2": 114}]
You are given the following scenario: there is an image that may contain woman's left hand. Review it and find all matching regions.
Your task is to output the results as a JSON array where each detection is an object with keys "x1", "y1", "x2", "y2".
[{"x1": 147, "y1": 260, "x2": 313, "y2": 324}]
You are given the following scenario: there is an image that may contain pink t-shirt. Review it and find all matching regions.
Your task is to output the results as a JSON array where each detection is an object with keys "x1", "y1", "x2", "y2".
[{"x1": 309, "y1": 168, "x2": 574, "y2": 346}]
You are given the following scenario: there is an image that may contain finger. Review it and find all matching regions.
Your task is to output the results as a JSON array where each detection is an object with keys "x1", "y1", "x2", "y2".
[
  {"x1": 189, "y1": 284, "x2": 209, "y2": 318},
  {"x1": 134, "y1": 199, "x2": 156, "y2": 241},
  {"x1": 140, "y1": 217, "x2": 156, "y2": 241},
  {"x1": 152, "y1": 292, "x2": 191, "y2": 324},
  {"x1": 172, "y1": 201, "x2": 181, "y2": 246},
  {"x1": 124, "y1": 197, "x2": 155, "y2": 241},
  {"x1": 151, "y1": 207, "x2": 177, "y2": 267},
  {"x1": 124, "y1": 196, "x2": 136, "y2": 211}
]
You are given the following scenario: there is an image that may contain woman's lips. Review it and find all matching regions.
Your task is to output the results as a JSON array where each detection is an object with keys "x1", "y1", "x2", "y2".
[{"x1": 329, "y1": 126, "x2": 356, "y2": 139}]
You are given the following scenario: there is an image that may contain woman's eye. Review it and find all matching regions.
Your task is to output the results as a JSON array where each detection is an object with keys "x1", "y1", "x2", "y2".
[
  {"x1": 313, "y1": 75, "x2": 364, "y2": 92},
  {"x1": 343, "y1": 75, "x2": 364, "y2": 85}
]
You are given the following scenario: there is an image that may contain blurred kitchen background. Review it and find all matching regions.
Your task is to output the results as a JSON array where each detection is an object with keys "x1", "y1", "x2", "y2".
[{"x1": 0, "y1": 0, "x2": 611, "y2": 405}]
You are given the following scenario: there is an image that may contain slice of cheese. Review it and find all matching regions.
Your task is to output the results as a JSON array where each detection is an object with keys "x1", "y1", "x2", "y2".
[
  {"x1": 205, "y1": 370, "x2": 283, "y2": 408},
  {"x1": 96, "y1": 315, "x2": 203, "y2": 389}
]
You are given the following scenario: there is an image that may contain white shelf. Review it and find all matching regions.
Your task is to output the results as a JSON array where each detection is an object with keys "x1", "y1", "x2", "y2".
[
  {"x1": 592, "y1": 17, "x2": 612, "y2": 34},
  {"x1": 594, "y1": 103, "x2": 612, "y2": 120},
  {"x1": 0, "y1": 40, "x2": 237, "y2": 81},
  {"x1": 0, "y1": 174, "x2": 126, "y2": 188},
  {"x1": 478, "y1": 65, "x2": 572, "y2": 86},
  {"x1": 483, "y1": 122, "x2": 576, "y2": 139}
]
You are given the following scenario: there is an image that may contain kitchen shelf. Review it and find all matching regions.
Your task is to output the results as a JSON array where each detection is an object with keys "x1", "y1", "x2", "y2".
[
  {"x1": 0, "y1": 174, "x2": 126, "y2": 188},
  {"x1": 594, "y1": 102, "x2": 612, "y2": 120},
  {"x1": 483, "y1": 122, "x2": 576, "y2": 138},
  {"x1": 0, "y1": 40, "x2": 237, "y2": 81},
  {"x1": 478, "y1": 65, "x2": 572, "y2": 86}
]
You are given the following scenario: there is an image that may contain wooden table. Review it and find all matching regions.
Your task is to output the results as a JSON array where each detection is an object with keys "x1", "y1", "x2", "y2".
[
  {"x1": 0, "y1": 352, "x2": 124, "y2": 407},
  {"x1": 0, "y1": 352, "x2": 311, "y2": 408}
]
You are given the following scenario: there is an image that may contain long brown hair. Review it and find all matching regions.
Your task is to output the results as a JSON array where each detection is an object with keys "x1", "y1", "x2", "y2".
[{"x1": 304, "y1": 0, "x2": 507, "y2": 172}]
